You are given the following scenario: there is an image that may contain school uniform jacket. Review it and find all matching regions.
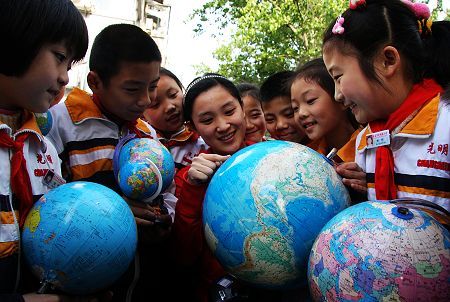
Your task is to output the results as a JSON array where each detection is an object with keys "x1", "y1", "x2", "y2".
[
  {"x1": 0, "y1": 113, "x2": 61, "y2": 297},
  {"x1": 47, "y1": 88, "x2": 177, "y2": 218},
  {"x1": 355, "y1": 94, "x2": 450, "y2": 211},
  {"x1": 156, "y1": 126, "x2": 208, "y2": 171}
]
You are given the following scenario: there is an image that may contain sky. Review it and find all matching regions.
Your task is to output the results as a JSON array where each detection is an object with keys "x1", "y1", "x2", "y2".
[{"x1": 163, "y1": 0, "x2": 223, "y2": 86}]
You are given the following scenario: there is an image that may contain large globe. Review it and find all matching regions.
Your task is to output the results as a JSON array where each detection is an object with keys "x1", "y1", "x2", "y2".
[
  {"x1": 22, "y1": 181, "x2": 137, "y2": 295},
  {"x1": 308, "y1": 201, "x2": 450, "y2": 301},
  {"x1": 117, "y1": 138, "x2": 175, "y2": 202},
  {"x1": 203, "y1": 140, "x2": 350, "y2": 289}
]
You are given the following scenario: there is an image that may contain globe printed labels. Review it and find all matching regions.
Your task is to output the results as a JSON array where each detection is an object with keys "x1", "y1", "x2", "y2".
[{"x1": 366, "y1": 130, "x2": 390, "y2": 149}]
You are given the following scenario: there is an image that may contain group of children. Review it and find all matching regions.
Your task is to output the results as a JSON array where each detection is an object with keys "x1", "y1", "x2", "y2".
[{"x1": 1, "y1": 0, "x2": 449, "y2": 301}]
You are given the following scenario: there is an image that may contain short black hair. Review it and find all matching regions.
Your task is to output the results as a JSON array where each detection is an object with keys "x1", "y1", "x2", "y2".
[
  {"x1": 294, "y1": 58, "x2": 334, "y2": 100},
  {"x1": 183, "y1": 73, "x2": 242, "y2": 123},
  {"x1": 89, "y1": 24, "x2": 162, "y2": 86},
  {"x1": 259, "y1": 71, "x2": 295, "y2": 103},
  {"x1": 0, "y1": 0, "x2": 88, "y2": 76},
  {"x1": 323, "y1": 0, "x2": 450, "y2": 88},
  {"x1": 236, "y1": 83, "x2": 261, "y2": 102},
  {"x1": 160, "y1": 67, "x2": 184, "y2": 91}
]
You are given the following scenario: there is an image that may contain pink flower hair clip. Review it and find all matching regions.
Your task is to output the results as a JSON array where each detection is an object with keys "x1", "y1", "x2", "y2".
[
  {"x1": 332, "y1": 16, "x2": 345, "y2": 35},
  {"x1": 349, "y1": 0, "x2": 366, "y2": 10},
  {"x1": 400, "y1": 0, "x2": 430, "y2": 19}
]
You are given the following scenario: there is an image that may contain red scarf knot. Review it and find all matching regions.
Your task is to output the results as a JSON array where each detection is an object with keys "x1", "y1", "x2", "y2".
[{"x1": 0, "y1": 131, "x2": 33, "y2": 227}]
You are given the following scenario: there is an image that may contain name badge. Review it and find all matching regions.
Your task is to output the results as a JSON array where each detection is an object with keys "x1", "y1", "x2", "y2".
[
  {"x1": 42, "y1": 170, "x2": 66, "y2": 189},
  {"x1": 366, "y1": 130, "x2": 390, "y2": 149}
]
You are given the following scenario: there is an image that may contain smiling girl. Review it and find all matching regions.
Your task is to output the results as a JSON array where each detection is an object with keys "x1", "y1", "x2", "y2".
[{"x1": 143, "y1": 68, "x2": 207, "y2": 170}]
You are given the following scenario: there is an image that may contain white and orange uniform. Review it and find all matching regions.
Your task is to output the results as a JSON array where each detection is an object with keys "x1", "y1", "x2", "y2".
[{"x1": 355, "y1": 94, "x2": 450, "y2": 211}]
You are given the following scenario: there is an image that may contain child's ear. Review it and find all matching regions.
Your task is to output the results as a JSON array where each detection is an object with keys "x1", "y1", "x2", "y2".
[
  {"x1": 379, "y1": 46, "x2": 401, "y2": 78},
  {"x1": 87, "y1": 71, "x2": 103, "y2": 93}
]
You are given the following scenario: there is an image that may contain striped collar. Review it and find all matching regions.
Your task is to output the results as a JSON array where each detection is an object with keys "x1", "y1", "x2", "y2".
[
  {"x1": 357, "y1": 94, "x2": 440, "y2": 151},
  {"x1": 64, "y1": 87, "x2": 151, "y2": 134}
]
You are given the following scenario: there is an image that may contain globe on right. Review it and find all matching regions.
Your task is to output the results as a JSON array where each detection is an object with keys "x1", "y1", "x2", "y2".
[{"x1": 308, "y1": 201, "x2": 449, "y2": 301}]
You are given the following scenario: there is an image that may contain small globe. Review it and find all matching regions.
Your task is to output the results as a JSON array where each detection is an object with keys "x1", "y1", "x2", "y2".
[
  {"x1": 34, "y1": 111, "x2": 52, "y2": 136},
  {"x1": 203, "y1": 141, "x2": 350, "y2": 289},
  {"x1": 117, "y1": 138, "x2": 175, "y2": 201},
  {"x1": 22, "y1": 181, "x2": 137, "y2": 295},
  {"x1": 308, "y1": 201, "x2": 450, "y2": 301}
]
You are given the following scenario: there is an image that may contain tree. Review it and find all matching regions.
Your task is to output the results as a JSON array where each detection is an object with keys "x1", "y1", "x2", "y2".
[
  {"x1": 192, "y1": 0, "x2": 346, "y2": 83},
  {"x1": 193, "y1": 0, "x2": 447, "y2": 84}
]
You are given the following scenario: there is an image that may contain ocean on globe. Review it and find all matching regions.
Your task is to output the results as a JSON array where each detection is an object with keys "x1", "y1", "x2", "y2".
[
  {"x1": 203, "y1": 140, "x2": 350, "y2": 289},
  {"x1": 22, "y1": 181, "x2": 137, "y2": 295},
  {"x1": 308, "y1": 201, "x2": 450, "y2": 302},
  {"x1": 117, "y1": 138, "x2": 175, "y2": 202}
]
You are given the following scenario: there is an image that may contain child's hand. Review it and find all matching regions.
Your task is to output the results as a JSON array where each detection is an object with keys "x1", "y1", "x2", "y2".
[
  {"x1": 187, "y1": 153, "x2": 230, "y2": 185},
  {"x1": 335, "y1": 162, "x2": 367, "y2": 194},
  {"x1": 125, "y1": 197, "x2": 172, "y2": 244}
]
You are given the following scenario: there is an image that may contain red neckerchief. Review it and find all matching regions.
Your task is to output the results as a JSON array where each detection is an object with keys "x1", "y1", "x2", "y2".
[
  {"x1": 369, "y1": 79, "x2": 442, "y2": 200},
  {"x1": 91, "y1": 94, "x2": 144, "y2": 138},
  {"x1": 0, "y1": 129, "x2": 33, "y2": 227}
]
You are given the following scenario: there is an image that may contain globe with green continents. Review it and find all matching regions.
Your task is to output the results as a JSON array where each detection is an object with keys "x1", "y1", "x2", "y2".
[
  {"x1": 22, "y1": 181, "x2": 137, "y2": 295},
  {"x1": 116, "y1": 138, "x2": 175, "y2": 202},
  {"x1": 203, "y1": 140, "x2": 350, "y2": 289},
  {"x1": 308, "y1": 201, "x2": 450, "y2": 301}
]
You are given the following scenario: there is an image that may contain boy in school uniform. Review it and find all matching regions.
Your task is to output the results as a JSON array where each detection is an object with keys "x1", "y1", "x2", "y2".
[
  {"x1": 259, "y1": 71, "x2": 309, "y2": 144},
  {"x1": 47, "y1": 24, "x2": 174, "y2": 301},
  {"x1": 0, "y1": 1, "x2": 89, "y2": 301}
]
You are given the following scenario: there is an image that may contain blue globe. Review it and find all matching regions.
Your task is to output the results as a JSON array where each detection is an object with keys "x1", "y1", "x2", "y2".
[
  {"x1": 117, "y1": 138, "x2": 175, "y2": 202},
  {"x1": 203, "y1": 141, "x2": 350, "y2": 289},
  {"x1": 34, "y1": 111, "x2": 53, "y2": 136},
  {"x1": 308, "y1": 201, "x2": 450, "y2": 301},
  {"x1": 22, "y1": 181, "x2": 137, "y2": 295}
]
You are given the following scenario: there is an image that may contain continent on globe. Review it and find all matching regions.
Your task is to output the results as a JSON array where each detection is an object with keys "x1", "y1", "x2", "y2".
[
  {"x1": 308, "y1": 201, "x2": 450, "y2": 302},
  {"x1": 203, "y1": 140, "x2": 350, "y2": 289},
  {"x1": 22, "y1": 181, "x2": 137, "y2": 295},
  {"x1": 115, "y1": 138, "x2": 175, "y2": 202}
]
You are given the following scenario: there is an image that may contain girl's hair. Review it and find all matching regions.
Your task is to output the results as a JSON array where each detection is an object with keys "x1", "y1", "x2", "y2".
[
  {"x1": 183, "y1": 74, "x2": 242, "y2": 122},
  {"x1": 236, "y1": 83, "x2": 261, "y2": 102},
  {"x1": 294, "y1": 58, "x2": 335, "y2": 100},
  {"x1": 323, "y1": 0, "x2": 450, "y2": 88},
  {"x1": 0, "y1": 0, "x2": 88, "y2": 76},
  {"x1": 294, "y1": 58, "x2": 360, "y2": 130},
  {"x1": 160, "y1": 67, "x2": 184, "y2": 91}
]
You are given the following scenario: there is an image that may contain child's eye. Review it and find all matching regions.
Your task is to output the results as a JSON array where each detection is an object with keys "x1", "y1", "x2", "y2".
[
  {"x1": 169, "y1": 92, "x2": 178, "y2": 99},
  {"x1": 149, "y1": 85, "x2": 158, "y2": 92},
  {"x1": 54, "y1": 52, "x2": 67, "y2": 63},
  {"x1": 265, "y1": 118, "x2": 274, "y2": 124},
  {"x1": 225, "y1": 108, "x2": 235, "y2": 116},
  {"x1": 306, "y1": 98, "x2": 317, "y2": 105},
  {"x1": 124, "y1": 88, "x2": 139, "y2": 93},
  {"x1": 285, "y1": 110, "x2": 294, "y2": 118},
  {"x1": 200, "y1": 118, "x2": 213, "y2": 125},
  {"x1": 333, "y1": 74, "x2": 342, "y2": 82}
]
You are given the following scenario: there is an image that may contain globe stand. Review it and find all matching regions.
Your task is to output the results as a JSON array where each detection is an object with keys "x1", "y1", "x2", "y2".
[
  {"x1": 389, "y1": 198, "x2": 450, "y2": 230},
  {"x1": 37, "y1": 280, "x2": 52, "y2": 294},
  {"x1": 391, "y1": 206, "x2": 414, "y2": 220}
]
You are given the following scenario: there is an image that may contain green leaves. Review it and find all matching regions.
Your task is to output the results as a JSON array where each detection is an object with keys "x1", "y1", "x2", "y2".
[
  {"x1": 192, "y1": 0, "x2": 346, "y2": 83},
  {"x1": 192, "y1": 0, "x2": 447, "y2": 84}
]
